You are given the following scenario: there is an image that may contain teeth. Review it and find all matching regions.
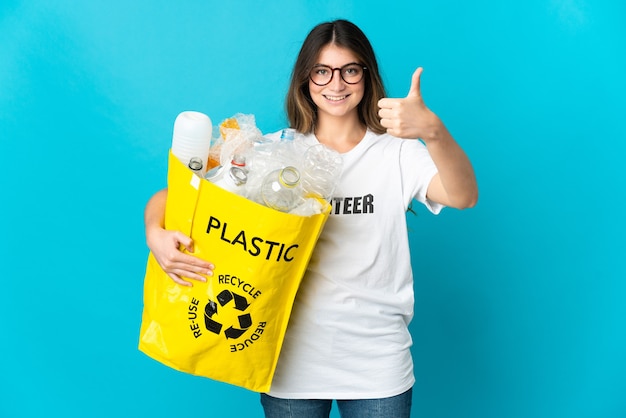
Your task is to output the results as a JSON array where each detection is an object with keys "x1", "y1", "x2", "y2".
[{"x1": 325, "y1": 95, "x2": 347, "y2": 101}]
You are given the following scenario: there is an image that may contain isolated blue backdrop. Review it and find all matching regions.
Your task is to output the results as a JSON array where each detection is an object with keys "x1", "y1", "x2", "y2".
[{"x1": 1, "y1": 1, "x2": 625, "y2": 417}]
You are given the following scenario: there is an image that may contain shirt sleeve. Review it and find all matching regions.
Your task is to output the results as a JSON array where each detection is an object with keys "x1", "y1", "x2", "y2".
[{"x1": 399, "y1": 139, "x2": 444, "y2": 215}]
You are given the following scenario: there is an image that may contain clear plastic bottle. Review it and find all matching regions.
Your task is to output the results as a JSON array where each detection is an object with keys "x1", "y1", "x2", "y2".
[
  {"x1": 204, "y1": 165, "x2": 223, "y2": 182},
  {"x1": 261, "y1": 166, "x2": 303, "y2": 212},
  {"x1": 280, "y1": 128, "x2": 296, "y2": 141},
  {"x1": 230, "y1": 154, "x2": 247, "y2": 172},
  {"x1": 300, "y1": 144, "x2": 343, "y2": 200},
  {"x1": 205, "y1": 154, "x2": 247, "y2": 181},
  {"x1": 273, "y1": 128, "x2": 302, "y2": 168},
  {"x1": 207, "y1": 165, "x2": 248, "y2": 195},
  {"x1": 188, "y1": 157, "x2": 204, "y2": 177}
]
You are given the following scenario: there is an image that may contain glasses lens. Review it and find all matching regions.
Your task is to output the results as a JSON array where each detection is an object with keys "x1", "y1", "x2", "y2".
[
  {"x1": 310, "y1": 64, "x2": 365, "y2": 86},
  {"x1": 310, "y1": 66, "x2": 332, "y2": 85},
  {"x1": 341, "y1": 64, "x2": 364, "y2": 84}
]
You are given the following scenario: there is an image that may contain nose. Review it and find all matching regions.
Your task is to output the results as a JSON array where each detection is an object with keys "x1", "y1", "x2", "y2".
[{"x1": 328, "y1": 68, "x2": 346, "y2": 90}]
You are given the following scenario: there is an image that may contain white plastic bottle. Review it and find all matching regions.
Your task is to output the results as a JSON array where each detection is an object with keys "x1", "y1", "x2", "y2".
[{"x1": 171, "y1": 111, "x2": 212, "y2": 174}]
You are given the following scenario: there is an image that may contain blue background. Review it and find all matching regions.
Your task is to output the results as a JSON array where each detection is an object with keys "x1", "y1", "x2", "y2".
[{"x1": 1, "y1": 1, "x2": 625, "y2": 417}]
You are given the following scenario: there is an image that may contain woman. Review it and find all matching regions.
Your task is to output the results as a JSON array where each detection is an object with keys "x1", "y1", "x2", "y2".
[{"x1": 145, "y1": 19, "x2": 477, "y2": 418}]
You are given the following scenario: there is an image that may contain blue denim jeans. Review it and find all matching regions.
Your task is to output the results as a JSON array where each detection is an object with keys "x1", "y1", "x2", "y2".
[{"x1": 260, "y1": 388, "x2": 412, "y2": 418}]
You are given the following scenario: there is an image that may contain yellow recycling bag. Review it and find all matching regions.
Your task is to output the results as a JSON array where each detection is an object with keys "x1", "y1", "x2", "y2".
[{"x1": 138, "y1": 151, "x2": 330, "y2": 392}]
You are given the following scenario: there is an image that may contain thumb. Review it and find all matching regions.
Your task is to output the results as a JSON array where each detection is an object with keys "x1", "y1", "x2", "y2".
[
  {"x1": 174, "y1": 231, "x2": 194, "y2": 253},
  {"x1": 407, "y1": 67, "x2": 423, "y2": 98}
]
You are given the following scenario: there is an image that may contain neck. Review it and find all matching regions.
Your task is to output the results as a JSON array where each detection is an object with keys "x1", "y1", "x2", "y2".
[{"x1": 314, "y1": 113, "x2": 366, "y2": 153}]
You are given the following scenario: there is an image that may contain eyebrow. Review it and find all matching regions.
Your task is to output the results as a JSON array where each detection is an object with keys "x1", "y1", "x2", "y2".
[{"x1": 312, "y1": 62, "x2": 361, "y2": 68}]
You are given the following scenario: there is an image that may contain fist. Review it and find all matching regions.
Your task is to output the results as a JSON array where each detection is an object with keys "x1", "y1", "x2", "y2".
[{"x1": 378, "y1": 67, "x2": 441, "y2": 141}]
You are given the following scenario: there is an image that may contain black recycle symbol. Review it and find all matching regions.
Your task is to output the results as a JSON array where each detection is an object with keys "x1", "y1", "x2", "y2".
[{"x1": 204, "y1": 290, "x2": 252, "y2": 339}]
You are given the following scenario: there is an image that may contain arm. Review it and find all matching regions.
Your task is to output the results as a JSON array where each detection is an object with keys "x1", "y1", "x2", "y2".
[
  {"x1": 417, "y1": 122, "x2": 477, "y2": 209},
  {"x1": 145, "y1": 188, "x2": 215, "y2": 286},
  {"x1": 378, "y1": 67, "x2": 478, "y2": 209}
]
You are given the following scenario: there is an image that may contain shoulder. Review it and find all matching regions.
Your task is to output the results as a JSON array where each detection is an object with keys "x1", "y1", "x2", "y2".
[{"x1": 366, "y1": 130, "x2": 426, "y2": 153}]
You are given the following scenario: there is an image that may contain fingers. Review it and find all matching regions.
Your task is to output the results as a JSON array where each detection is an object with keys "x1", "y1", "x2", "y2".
[
  {"x1": 378, "y1": 100, "x2": 400, "y2": 135},
  {"x1": 167, "y1": 266, "x2": 212, "y2": 287},
  {"x1": 377, "y1": 98, "x2": 401, "y2": 135},
  {"x1": 149, "y1": 228, "x2": 216, "y2": 287},
  {"x1": 160, "y1": 259, "x2": 212, "y2": 287},
  {"x1": 178, "y1": 252, "x2": 215, "y2": 276},
  {"x1": 160, "y1": 251, "x2": 214, "y2": 283},
  {"x1": 172, "y1": 230, "x2": 195, "y2": 253},
  {"x1": 377, "y1": 97, "x2": 398, "y2": 110},
  {"x1": 169, "y1": 231, "x2": 214, "y2": 273},
  {"x1": 376, "y1": 67, "x2": 430, "y2": 139},
  {"x1": 377, "y1": 106, "x2": 396, "y2": 119},
  {"x1": 169, "y1": 273, "x2": 193, "y2": 287}
]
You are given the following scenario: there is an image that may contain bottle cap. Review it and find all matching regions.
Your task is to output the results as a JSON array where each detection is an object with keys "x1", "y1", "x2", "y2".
[
  {"x1": 173, "y1": 111, "x2": 212, "y2": 140},
  {"x1": 188, "y1": 157, "x2": 203, "y2": 171},
  {"x1": 279, "y1": 166, "x2": 300, "y2": 188},
  {"x1": 228, "y1": 166, "x2": 248, "y2": 186},
  {"x1": 231, "y1": 154, "x2": 246, "y2": 167}
]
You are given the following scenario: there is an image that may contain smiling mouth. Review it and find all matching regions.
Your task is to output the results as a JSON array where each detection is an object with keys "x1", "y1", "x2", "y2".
[{"x1": 324, "y1": 95, "x2": 349, "y2": 101}]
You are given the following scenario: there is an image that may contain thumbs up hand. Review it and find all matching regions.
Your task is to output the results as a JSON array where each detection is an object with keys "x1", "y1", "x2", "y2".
[{"x1": 378, "y1": 67, "x2": 442, "y2": 141}]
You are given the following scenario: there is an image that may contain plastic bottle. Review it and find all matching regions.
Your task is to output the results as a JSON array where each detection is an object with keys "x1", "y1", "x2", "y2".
[
  {"x1": 205, "y1": 154, "x2": 247, "y2": 179},
  {"x1": 230, "y1": 154, "x2": 248, "y2": 172},
  {"x1": 275, "y1": 128, "x2": 300, "y2": 167},
  {"x1": 205, "y1": 154, "x2": 249, "y2": 195},
  {"x1": 214, "y1": 166, "x2": 248, "y2": 195},
  {"x1": 261, "y1": 166, "x2": 303, "y2": 212},
  {"x1": 280, "y1": 128, "x2": 296, "y2": 141},
  {"x1": 300, "y1": 143, "x2": 343, "y2": 200},
  {"x1": 188, "y1": 157, "x2": 204, "y2": 177},
  {"x1": 171, "y1": 111, "x2": 212, "y2": 173},
  {"x1": 206, "y1": 165, "x2": 248, "y2": 195}
]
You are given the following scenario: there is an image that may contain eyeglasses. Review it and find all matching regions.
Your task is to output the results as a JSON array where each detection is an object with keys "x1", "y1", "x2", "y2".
[{"x1": 309, "y1": 63, "x2": 367, "y2": 86}]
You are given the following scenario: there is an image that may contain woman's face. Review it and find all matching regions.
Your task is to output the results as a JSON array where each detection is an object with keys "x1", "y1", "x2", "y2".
[{"x1": 308, "y1": 44, "x2": 365, "y2": 121}]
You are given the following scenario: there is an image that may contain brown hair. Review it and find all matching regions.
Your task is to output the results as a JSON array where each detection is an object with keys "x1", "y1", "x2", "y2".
[{"x1": 286, "y1": 19, "x2": 387, "y2": 134}]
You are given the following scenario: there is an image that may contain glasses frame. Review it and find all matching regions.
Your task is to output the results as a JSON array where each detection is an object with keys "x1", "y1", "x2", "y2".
[{"x1": 309, "y1": 63, "x2": 367, "y2": 86}]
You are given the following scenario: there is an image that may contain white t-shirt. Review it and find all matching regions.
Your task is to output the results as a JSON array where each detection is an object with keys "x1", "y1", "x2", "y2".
[{"x1": 267, "y1": 130, "x2": 442, "y2": 399}]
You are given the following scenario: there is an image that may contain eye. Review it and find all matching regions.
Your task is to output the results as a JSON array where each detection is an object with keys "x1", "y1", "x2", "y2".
[
  {"x1": 343, "y1": 65, "x2": 361, "y2": 76},
  {"x1": 314, "y1": 66, "x2": 330, "y2": 76}
]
